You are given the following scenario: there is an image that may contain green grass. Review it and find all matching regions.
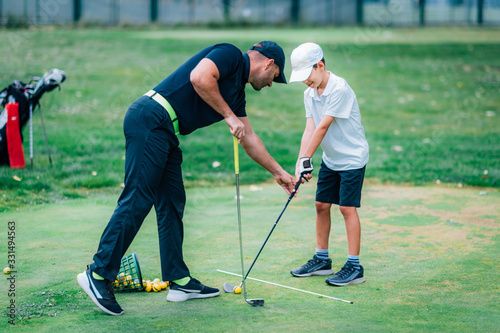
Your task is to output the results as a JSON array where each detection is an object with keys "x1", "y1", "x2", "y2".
[
  {"x1": 0, "y1": 27, "x2": 499, "y2": 330},
  {"x1": 0, "y1": 27, "x2": 499, "y2": 210},
  {"x1": 1, "y1": 182, "x2": 499, "y2": 331}
]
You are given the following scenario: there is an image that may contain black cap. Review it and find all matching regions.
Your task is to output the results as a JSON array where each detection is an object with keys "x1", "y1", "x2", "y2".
[{"x1": 250, "y1": 41, "x2": 287, "y2": 84}]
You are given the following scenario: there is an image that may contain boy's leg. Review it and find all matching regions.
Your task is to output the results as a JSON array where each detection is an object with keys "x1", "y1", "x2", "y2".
[
  {"x1": 326, "y1": 166, "x2": 366, "y2": 287},
  {"x1": 314, "y1": 161, "x2": 340, "y2": 259},
  {"x1": 339, "y1": 206, "x2": 361, "y2": 256},
  {"x1": 316, "y1": 201, "x2": 332, "y2": 250},
  {"x1": 290, "y1": 161, "x2": 337, "y2": 278}
]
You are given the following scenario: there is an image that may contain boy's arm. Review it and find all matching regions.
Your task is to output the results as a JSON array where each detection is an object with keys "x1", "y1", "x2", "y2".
[
  {"x1": 295, "y1": 117, "x2": 315, "y2": 180},
  {"x1": 238, "y1": 116, "x2": 295, "y2": 195},
  {"x1": 298, "y1": 115, "x2": 335, "y2": 179}
]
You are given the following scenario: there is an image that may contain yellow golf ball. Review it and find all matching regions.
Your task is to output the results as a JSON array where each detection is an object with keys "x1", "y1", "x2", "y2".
[
  {"x1": 234, "y1": 286, "x2": 241, "y2": 294},
  {"x1": 4, "y1": 267, "x2": 11, "y2": 274},
  {"x1": 152, "y1": 283, "x2": 161, "y2": 292}
]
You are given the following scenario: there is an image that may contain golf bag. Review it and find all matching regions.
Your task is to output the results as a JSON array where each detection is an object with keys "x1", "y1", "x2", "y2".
[{"x1": 0, "y1": 68, "x2": 66, "y2": 167}]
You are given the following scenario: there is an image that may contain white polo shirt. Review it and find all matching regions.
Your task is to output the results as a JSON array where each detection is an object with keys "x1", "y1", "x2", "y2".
[{"x1": 304, "y1": 72, "x2": 369, "y2": 171}]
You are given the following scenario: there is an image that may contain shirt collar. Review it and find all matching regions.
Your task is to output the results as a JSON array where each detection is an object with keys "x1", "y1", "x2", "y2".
[
  {"x1": 243, "y1": 53, "x2": 250, "y2": 83},
  {"x1": 307, "y1": 71, "x2": 335, "y2": 100}
]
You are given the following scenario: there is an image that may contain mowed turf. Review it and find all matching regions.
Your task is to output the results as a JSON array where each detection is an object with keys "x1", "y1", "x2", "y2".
[
  {"x1": 0, "y1": 27, "x2": 499, "y2": 331},
  {"x1": 1, "y1": 181, "x2": 499, "y2": 331},
  {"x1": 0, "y1": 27, "x2": 499, "y2": 211}
]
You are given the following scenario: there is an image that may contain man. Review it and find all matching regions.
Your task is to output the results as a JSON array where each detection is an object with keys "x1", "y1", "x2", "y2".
[{"x1": 77, "y1": 41, "x2": 295, "y2": 316}]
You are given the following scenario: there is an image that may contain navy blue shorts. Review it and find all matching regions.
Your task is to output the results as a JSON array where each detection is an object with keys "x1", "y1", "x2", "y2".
[{"x1": 315, "y1": 161, "x2": 366, "y2": 207}]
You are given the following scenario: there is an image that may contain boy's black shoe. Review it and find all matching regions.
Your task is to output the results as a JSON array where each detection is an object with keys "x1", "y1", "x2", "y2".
[
  {"x1": 290, "y1": 255, "x2": 334, "y2": 277},
  {"x1": 77, "y1": 267, "x2": 124, "y2": 316},
  {"x1": 166, "y1": 277, "x2": 220, "y2": 302},
  {"x1": 325, "y1": 261, "x2": 365, "y2": 286}
]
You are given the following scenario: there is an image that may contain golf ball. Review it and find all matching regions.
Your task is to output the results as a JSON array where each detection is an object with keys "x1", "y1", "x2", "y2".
[
  {"x1": 3, "y1": 267, "x2": 11, "y2": 274},
  {"x1": 234, "y1": 286, "x2": 241, "y2": 294}
]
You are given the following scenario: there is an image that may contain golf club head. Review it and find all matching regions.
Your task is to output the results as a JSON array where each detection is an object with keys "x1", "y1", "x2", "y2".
[
  {"x1": 223, "y1": 283, "x2": 235, "y2": 293},
  {"x1": 246, "y1": 298, "x2": 264, "y2": 307}
]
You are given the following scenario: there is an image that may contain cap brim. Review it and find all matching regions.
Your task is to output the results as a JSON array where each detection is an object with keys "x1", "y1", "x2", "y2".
[
  {"x1": 273, "y1": 69, "x2": 287, "y2": 84},
  {"x1": 289, "y1": 67, "x2": 313, "y2": 83}
]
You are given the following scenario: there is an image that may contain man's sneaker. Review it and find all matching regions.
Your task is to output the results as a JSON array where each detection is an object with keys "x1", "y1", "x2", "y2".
[
  {"x1": 77, "y1": 267, "x2": 124, "y2": 316},
  {"x1": 325, "y1": 261, "x2": 365, "y2": 286},
  {"x1": 290, "y1": 255, "x2": 334, "y2": 277},
  {"x1": 166, "y1": 277, "x2": 220, "y2": 302}
]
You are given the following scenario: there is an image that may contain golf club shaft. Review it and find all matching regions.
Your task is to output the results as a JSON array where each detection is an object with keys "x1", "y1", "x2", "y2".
[
  {"x1": 233, "y1": 136, "x2": 246, "y2": 294},
  {"x1": 29, "y1": 103, "x2": 33, "y2": 169},
  {"x1": 241, "y1": 176, "x2": 303, "y2": 283},
  {"x1": 38, "y1": 106, "x2": 52, "y2": 165}
]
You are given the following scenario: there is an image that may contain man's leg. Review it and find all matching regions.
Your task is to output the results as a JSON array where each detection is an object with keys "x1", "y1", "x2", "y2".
[
  {"x1": 154, "y1": 145, "x2": 190, "y2": 282},
  {"x1": 79, "y1": 98, "x2": 175, "y2": 315},
  {"x1": 157, "y1": 148, "x2": 220, "y2": 302},
  {"x1": 91, "y1": 104, "x2": 173, "y2": 280}
]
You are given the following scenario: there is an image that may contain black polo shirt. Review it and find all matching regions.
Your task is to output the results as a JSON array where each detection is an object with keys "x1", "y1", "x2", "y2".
[{"x1": 154, "y1": 43, "x2": 249, "y2": 135}]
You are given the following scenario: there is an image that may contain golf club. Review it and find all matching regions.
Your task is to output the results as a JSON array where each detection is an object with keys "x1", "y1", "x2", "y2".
[
  {"x1": 224, "y1": 148, "x2": 305, "y2": 306},
  {"x1": 228, "y1": 136, "x2": 264, "y2": 307}
]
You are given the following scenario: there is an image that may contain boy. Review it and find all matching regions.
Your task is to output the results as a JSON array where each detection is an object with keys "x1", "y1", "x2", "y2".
[{"x1": 289, "y1": 43, "x2": 369, "y2": 286}]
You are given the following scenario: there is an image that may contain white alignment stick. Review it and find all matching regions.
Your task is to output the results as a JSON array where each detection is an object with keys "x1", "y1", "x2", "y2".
[{"x1": 217, "y1": 269, "x2": 353, "y2": 304}]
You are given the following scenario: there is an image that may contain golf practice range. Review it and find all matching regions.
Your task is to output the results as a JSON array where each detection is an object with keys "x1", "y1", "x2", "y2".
[{"x1": 1, "y1": 27, "x2": 499, "y2": 332}]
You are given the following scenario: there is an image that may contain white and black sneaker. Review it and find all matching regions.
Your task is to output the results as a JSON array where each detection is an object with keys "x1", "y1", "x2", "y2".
[
  {"x1": 325, "y1": 261, "x2": 365, "y2": 286},
  {"x1": 166, "y1": 277, "x2": 220, "y2": 302},
  {"x1": 77, "y1": 267, "x2": 124, "y2": 316},
  {"x1": 290, "y1": 255, "x2": 334, "y2": 277}
]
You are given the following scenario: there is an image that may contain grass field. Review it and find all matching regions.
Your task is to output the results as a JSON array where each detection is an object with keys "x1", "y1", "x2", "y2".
[
  {"x1": 0, "y1": 27, "x2": 499, "y2": 210},
  {"x1": 1, "y1": 181, "x2": 499, "y2": 331},
  {"x1": 0, "y1": 27, "x2": 499, "y2": 331}
]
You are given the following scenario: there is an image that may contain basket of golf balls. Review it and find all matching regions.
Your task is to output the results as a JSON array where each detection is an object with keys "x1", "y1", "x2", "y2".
[{"x1": 113, "y1": 252, "x2": 144, "y2": 292}]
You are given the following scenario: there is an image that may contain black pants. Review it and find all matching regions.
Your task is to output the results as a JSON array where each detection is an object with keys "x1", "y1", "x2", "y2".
[{"x1": 90, "y1": 96, "x2": 189, "y2": 282}]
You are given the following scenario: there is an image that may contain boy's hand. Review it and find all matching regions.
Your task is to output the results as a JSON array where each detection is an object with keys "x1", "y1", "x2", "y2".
[{"x1": 299, "y1": 157, "x2": 313, "y2": 175}]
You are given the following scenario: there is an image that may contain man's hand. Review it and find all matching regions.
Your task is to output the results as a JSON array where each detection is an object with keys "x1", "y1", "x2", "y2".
[
  {"x1": 226, "y1": 114, "x2": 245, "y2": 139},
  {"x1": 295, "y1": 169, "x2": 313, "y2": 183},
  {"x1": 299, "y1": 157, "x2": 313, "y2": 175},
  {"x1": 274, "y1": 172, "x2": 295, "y2": 196}
]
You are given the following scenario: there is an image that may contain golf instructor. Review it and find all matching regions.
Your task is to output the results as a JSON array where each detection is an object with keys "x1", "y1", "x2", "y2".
[{"x1": 78, "y1": 41, "x2": 295, "y2": 316}]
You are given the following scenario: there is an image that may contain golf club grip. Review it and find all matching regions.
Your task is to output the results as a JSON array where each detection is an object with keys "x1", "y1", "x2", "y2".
[
  {"x1": 233, "y1": 136, "x2": 239, "y2": 174},
  {"x1": 288, "y1": 174, "x2": 303, "y2": 200}
]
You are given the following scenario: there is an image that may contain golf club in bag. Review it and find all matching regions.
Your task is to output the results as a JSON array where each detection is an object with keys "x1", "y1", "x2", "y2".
[
  {"x1": 224, "y1": 136, "x2": 305, "y2": 306},
  {"x1": 0, "y1": 68, "x2": 67, "y2": 167}
]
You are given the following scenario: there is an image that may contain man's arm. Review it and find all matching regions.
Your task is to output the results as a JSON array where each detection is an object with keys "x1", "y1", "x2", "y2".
[
  {"x1": 238, "y1": 117, "x2": 295, "y2": 195},
  {"x1": 190, "y1": 58, "x2": 245, "y2": 139}
]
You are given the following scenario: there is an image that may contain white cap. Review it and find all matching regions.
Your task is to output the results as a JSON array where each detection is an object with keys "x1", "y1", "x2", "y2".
[{"x1": 289, "y1": 43, "x2": 324, "y2": 83}]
